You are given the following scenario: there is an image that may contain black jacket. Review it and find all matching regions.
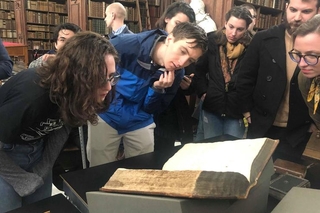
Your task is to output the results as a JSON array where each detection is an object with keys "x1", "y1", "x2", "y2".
[
  {"x1": 237, "y1": 24, "x2": 312, "y2": 146},
  {"x1": 193, "y1": 32, "x2": 247, "y2": 119}
]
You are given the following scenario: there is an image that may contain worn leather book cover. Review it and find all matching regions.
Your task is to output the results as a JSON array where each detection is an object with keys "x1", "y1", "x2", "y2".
[
  {"x1": 100, "y1": 138, "x2": 278, "y2": 199},
  {"x1": 269, "y1": 174, "x2": 310, "y2": 200},
  {"x1": 273, "y1": 159, "x2": 307, "y2": 178}
]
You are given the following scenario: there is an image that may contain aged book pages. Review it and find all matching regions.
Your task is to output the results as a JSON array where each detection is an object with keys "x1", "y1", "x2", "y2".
[
  {"x1": 163, "y1": 138, "x2": 269, "y2": 182},
  {"x1": 101, "y1": 138, "x2": 278, "y2": 199}
]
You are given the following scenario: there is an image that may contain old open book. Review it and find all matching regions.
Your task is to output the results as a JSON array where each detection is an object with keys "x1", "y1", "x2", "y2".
[{"x1": 100, "y1": 138, "x2": 278, "y2": 199}]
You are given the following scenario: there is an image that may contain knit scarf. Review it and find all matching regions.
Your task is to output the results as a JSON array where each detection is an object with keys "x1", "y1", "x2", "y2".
[
  {"x1": 220, "y1": 42, "x2": 245, "y2": 84},
  {"x1": 308, "y1": 76, "x2": 320, "y2": 114}
]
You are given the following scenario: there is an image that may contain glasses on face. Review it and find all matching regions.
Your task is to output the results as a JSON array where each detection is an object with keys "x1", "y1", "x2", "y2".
[
  {"x1": 103, "y1": 73, "x2": 120, "y2": 86},
  {"x1": 288, "y1": 49, "x2": 320, "y2": 66}
]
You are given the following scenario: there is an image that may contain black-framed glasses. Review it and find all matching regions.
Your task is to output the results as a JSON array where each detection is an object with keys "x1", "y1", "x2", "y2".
[
  {"x1": 104, "y1": 72, "x2": 120, "y2": 86},
  {"x1": 288, "y1": 49, "x2": 320, "y2": 66}
]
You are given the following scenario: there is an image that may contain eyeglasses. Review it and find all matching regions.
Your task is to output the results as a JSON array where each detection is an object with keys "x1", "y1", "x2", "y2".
[
  {"x1": 288, "y1": 49, "x2": 320, "y2": 66},
  {"x1": 103, "y1": 73, "x2": 120, "y2": 86}
]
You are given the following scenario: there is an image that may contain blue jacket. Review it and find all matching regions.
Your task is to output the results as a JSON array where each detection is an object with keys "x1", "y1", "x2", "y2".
[
  {"x1": 0, "y1": 39, "x2": 13, "y2": 80},
  {"x1": 99, "y1": 29, "x2": 184, "y2": 134}
]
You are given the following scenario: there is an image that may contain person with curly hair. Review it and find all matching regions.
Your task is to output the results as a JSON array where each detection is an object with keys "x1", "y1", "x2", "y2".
[{"x1": 0, "y1": 31, "x2": 119, "y2": 212}]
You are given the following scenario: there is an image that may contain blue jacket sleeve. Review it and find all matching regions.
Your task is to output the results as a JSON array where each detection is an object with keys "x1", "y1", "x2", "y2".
[
  {"x1": 0, "y1": 39, "x2": 13, "y2": 80},
  {"x1": 143, "y1": 69, "x2": 184, "y2": 114}
]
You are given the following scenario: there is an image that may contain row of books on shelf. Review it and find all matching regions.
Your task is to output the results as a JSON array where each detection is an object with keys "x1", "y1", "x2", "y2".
[
  {"x1": 148, "y1": 0, "x2": 160, "y2": 6},
  {"x1": 117, "y1": 0, "x2": 136, "y2": 2},
  {"x1": 0, "y1": 29, "x2": 16, "y2": 39},
  {"x1": 27, "y1": 24, "x2": 54, "y2": 32},
  {"x1": 127, "y1": 22, "x2": 140, "y2": 33},
  {"x1": 256, "y1": 13, "x2": 279, "y2": 29},
  {"x1": 0, "y1": 19, "x2": 15, "y2": 30},
  {"x1": 28, "y1": 31, "x2": 52, "y2": 40},
  {"x1": 2, "y1": 37, "x2": 17, "y2": 43},
  {"x1": 0, "y1": 10, "x2": 14, "y2": 19},
  {"x1": 27, "y1": 40, "x2": 53, "y2": 50},
  {"x1": 88, "y1": 2, "x2": 140, "y2": 22},
  {"x1": 88, "y1": 1, "x2": 107, "y2": 18},
  {"x1": 26, "y1": 11, "x2": 68, "y2": 25},
  {"x1": 126, "y1": 7, "x2": 139, "y2": 22},
  {"x1": 88, "y1": 19, "x2": 108, "y2": 35},
  {"x1": 0, "y1": 0, "x2": 14, "y2": 10},
  {"x1": 244, "y1": 0, "x2": 284, "y2": 10},
  {"x1": 27, "y1": 0, "x2": 67, "y2": 13}
]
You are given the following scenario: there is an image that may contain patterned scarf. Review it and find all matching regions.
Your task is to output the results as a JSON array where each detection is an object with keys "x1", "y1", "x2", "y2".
[
  {"x1": 307, "y1": 76, "x2": 320, "y2": 114},
  {"x1": 220, "y1": 42, "x2": 245, "y2": 84}
]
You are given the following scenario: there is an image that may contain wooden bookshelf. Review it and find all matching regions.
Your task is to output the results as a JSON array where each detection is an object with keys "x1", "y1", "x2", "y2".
[
  {"x1": 14, "y1": 0, "x2": 68, "y2": 50},
  {"x1": 68, "y1": 0, "x2": 151, "y2": 35},
  {"x1": 234, "y1": 0, "x2": 285, "y2": 30},
  {"x1": 0, "y1": 0, "x2": 17, "y2": 42},
  {"x1": 198, "y1": 0, "x2": 285, "y2": 30},
  {"x1": 148, "y1": 0, "x2": 160, "y2": 29},
  {"x1": 87, "y1": 0, "x2": 108, "y2": 35}
]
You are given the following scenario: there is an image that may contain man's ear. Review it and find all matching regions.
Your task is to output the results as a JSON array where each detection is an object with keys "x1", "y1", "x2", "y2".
[
  {"x1": 165, "y1": 34, "x2": 174, "y2": 46},
  {"x1": 54, "y1": 42, "x2": 58, "y2": 50}
]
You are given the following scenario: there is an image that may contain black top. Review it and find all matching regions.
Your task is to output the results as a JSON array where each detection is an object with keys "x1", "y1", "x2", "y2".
[{"x1": 0, "y1": 68, "x2": 62, "y2": 144}]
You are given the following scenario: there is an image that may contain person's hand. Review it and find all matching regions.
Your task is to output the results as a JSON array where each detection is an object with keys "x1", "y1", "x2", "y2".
[
  {"x1": 180, "y1": 73, "x2": 194, "y2": 90},
  {"x1": 153, "y1": 71, "x2": 175, "y2": 90},
  {"x1": 42, "y1": 54, "x2": 56, "y2": 62},
  {"x1": 201, "y1": 93, "x2": 206, "y2": 101},
  {"x1": 243, "y1": 112, "x2": 251, "y2": 124}
]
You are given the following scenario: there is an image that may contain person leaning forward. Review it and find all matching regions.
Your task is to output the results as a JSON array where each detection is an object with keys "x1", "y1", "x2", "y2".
[
  {"x1": 87, "y1": 22, "x2": 208, "y2": 167},
  {"x1": 0, "y1": 32, "x2": 119, "y2": 212}
]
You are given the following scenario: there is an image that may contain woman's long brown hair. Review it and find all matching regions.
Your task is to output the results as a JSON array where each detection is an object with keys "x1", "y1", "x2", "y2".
[{"x1": 37, "y1": 32, "x2": 118, "y2": 126}]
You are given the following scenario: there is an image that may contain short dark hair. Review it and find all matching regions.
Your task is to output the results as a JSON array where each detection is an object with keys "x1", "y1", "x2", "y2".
[
  {"x1": 52, "y1": 23, "x2": 82, "y2": 43},
  {"x1": 155, "y1": 1, "x2": 195, "y2": 30},
  {"x1": 171, "y1": 22, "x2": 208, "y2": 54},
  {"x1": 293, "y1": 14, "x2": 320, "y2": 42},
  {"x1": 225, "y1": 6, "x2": 253, "y2": 29}
]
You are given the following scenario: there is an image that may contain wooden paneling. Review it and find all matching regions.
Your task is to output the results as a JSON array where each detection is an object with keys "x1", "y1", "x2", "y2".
[
  {"x1": 68, "y1": 0, "x2": 87, "y2": 30},
  {"x1": 14, "y1": 0, "x2": 27, "y2": 44},
  {"x1": 202, "y1": 0, "x2": 233, "y2": 29},
  {"x1": 4, "y1": 42, "x2": 28, "y2": 64}
]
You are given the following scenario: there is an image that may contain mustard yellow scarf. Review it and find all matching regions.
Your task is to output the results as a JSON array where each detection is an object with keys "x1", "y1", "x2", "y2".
[
  {"x1": 226, "y1": 42, "x2": 245, "y2": 59},
  {"x1": 308, "y1": 76, "x2": 320, "y2": 114}
]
